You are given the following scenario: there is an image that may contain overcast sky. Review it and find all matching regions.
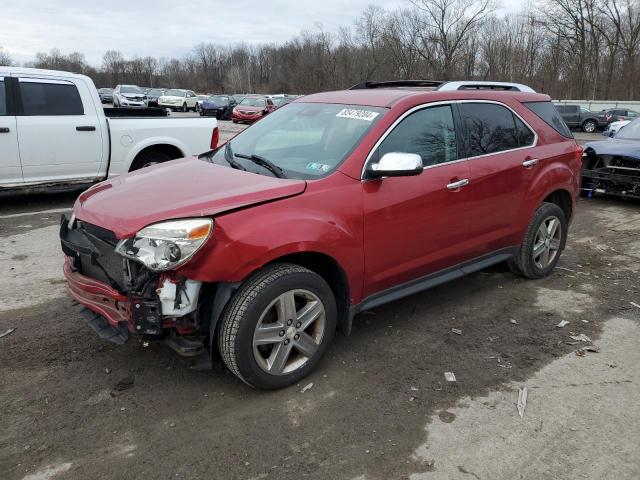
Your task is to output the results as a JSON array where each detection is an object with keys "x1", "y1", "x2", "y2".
[{"x1": 1, "y1": 0, "x2": 526, "y2": 66}]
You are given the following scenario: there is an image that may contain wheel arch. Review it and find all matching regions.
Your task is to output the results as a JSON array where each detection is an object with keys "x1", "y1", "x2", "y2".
[
  {"x1": 128, "y1": 143, "x2": 186, "y2": 171},
  {"x1": 543, "y1": 188, "x2": 573, "y2": 222},
  {"x1": 207, "y1": 250, "x2": 352, "y2": 357}
]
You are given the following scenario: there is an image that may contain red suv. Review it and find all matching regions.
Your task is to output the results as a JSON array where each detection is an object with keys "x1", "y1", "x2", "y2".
[{"x1": 60, "y1": 80, "x2": 581, "y2": 389}]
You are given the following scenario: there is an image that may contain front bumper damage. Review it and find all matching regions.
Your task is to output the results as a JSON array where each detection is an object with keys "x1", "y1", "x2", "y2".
[
  {"x1": 60, "y1": 215, "x2": 206, "y2": 356},
  {"x1": 582, "y1": 150, "x2": 640, "y2": 199}
]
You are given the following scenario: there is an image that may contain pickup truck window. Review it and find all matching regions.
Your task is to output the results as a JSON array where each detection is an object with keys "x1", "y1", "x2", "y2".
[
  {"x1": 378, "y1": 105, "x2": 458, "y2": 167},
  {"x1": 0, "y1": 79, "x2": 6, "y2": 116},
  {"x1": 18, "y1": 80, "x2": 84, "y2": 116},
  {"x1": 460, "y1": 103, "x2": 520, "y2": 156}
]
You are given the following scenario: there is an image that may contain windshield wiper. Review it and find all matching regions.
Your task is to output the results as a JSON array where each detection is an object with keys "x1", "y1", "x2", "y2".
[
  {"x1": 234, "y1": 153, "x2": 287, "y2": 179},
  {"x1": 223, "y1": 142, "x2": 247, "y2": 172}
]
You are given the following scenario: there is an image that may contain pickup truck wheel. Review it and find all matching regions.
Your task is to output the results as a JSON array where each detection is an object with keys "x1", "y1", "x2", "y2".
[
  {"x1": 131, "y1": 151, "x2": 171, "y2": 171},
  {"x1": 218, "y1": 263, "x2": 336, "y2": 390},
  {"x1": 582, "y1": 120, "x2": 597, "y2": 133},
  {"x1": 509, "y1": 202, "x2": 567, "y2": 279}
]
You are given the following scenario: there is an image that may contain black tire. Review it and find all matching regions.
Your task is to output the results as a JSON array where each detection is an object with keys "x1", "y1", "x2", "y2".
[
  {"x1": 129, "y1": 151, "x2": 171, "y2": 171},
  {"x1": 509, "y1": 202, "x2": 567, "y2": 279},
  {"x1": 182, "y1": 103, "x2": 187, "y2": 112},
  {"x1": 218, "y1": 263, "x2": 337, "y2": 390},
  {"x1": 582, "y1": 120, "x2": 597, "y2": 133}
]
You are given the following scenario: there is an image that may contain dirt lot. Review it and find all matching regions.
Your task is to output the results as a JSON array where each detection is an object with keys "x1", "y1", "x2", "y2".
[{"x1": 1, "y1": 133, "x2": 639, "y2": 480}]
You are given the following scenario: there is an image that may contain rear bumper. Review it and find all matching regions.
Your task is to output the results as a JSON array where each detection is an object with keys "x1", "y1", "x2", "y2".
[{"x1": 63, "y1": 257, "x2": 133, "y2": 330}]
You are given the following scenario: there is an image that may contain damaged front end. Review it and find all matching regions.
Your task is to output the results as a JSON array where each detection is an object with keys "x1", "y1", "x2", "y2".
[
  {"x1": 582, "y1": 147, "x2": 640, "y2": 199},
  {"x1": 60, "y1": 214, "x2": 212, "y2": 357}
]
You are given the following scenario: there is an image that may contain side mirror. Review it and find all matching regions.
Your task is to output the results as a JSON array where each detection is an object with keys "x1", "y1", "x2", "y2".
[{"x1": 366, "y1": 152, "x2": 423, "y2": 179}]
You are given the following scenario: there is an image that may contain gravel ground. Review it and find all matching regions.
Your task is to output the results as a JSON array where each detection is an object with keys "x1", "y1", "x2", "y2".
[{"x1": 1, "y1": 129, "x2": 638, "y2": 480}]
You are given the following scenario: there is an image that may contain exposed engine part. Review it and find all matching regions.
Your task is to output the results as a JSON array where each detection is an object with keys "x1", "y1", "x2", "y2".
[{"x1": 157, "y1": 278, "x2": 202, "y2": 317}]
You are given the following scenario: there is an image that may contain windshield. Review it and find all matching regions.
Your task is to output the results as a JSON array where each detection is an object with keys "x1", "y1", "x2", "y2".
[
  {"x1": 239, "y1": 97, "x2": 266, "y2": 107},
  {"x1": 209, "y1": 95, "x2": 229, "y2": 105},
  {"x1": 121, "y1": 86, "x2": 143, "y2": 94},
  {"x1": 164, "y1": 89, "x2": 186, "y2": 97},
  {"x1": 147, "y1": 89, "x2": 163, "y2": 96},
  {"x1": 98, "y1": 88, "x2": 112, "y2": 93},
  {"x1": 616, "y1": 118, "x2": 640, "y2": 140},
  {"x1": 204, "y1": 103, "x2": 386, "y2": 179}
]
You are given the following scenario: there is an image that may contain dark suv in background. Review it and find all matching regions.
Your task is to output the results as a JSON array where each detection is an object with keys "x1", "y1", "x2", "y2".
[{"x1": 554, "y1": 104, "x2": 605, "y2": 132}]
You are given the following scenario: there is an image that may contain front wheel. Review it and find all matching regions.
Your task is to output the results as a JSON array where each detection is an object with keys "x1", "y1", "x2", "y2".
[
  {"x1": 218, "y1": 263, "x2": 336, "y2": 389},
  {"x1": 509, "y1": 202, "x2": 567, "y2": 279},
  {"x1": 182, "y1": 103, "x2": 187, "y2": 112}
]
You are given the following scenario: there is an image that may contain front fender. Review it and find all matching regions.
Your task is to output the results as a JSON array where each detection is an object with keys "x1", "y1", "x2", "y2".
[{"x1": 178, "y1": 174, "x2": 365, "y2": 302}]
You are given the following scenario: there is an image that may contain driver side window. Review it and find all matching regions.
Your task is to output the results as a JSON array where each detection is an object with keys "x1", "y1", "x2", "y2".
[{"x1": 378, "y1": 105, "x2": 458, "y2": 167}]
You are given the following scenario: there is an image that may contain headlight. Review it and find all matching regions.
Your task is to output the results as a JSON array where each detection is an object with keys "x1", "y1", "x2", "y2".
[{"x1": 115, "y1": 218, "x2": 213, "y2": 271}]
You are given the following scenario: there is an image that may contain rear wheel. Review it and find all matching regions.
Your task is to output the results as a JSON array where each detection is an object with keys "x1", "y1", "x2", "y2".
[
  {"x1": 509, "y1": 202, "x2": 567, "y2": 279},
  {"x1": 218, "y1": 263, "x2": 336, "y2": 389},
  {"x1": 130, "y1": 151, "x2": 171, "y2": 171},
  {"x1": 582, "y1": 120, "x2": 597, "y2": 133}
]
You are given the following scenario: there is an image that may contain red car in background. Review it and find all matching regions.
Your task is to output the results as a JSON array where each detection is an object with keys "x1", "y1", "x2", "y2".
[
  {"x1": 232, "y1": 95, "x2": 276, "y2": 124},
  {"x1": 61, "y1": 80, "x2": 581, "y2": 390}
]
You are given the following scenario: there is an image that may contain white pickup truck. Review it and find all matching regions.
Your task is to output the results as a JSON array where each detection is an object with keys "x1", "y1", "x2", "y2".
[{"x1": 0, "y1": 67, "x2": 218, "y2": 191}]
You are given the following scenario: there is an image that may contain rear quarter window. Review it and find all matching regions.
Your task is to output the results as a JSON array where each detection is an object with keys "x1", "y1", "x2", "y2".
[{"x1": 525, "y1": 102, "x2": 572, "y2": 138}]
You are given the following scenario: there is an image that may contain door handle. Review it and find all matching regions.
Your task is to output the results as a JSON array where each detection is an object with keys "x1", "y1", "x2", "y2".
[
  {"x1": 76, "y1": 126, "x2": 96, "y2": 131},
  {"x1": 446, "y1": 178, "x2": 469, "y2": 190},
  {"x1": 0, "y1": 127, "x2": 9, "y2": 133},
  {"x1": 522, "y1": 158, "x2": 539, "y2": 168}
]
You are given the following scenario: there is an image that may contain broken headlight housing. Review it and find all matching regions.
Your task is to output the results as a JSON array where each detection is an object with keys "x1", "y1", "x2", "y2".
[{"x1": 115, "y1": 218, "x2": 213, "y2": 272}]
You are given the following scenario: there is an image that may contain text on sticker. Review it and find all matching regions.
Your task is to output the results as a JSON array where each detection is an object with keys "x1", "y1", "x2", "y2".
[{"x1": 336, "y1": 109, "x2": 380, "y2": 121}]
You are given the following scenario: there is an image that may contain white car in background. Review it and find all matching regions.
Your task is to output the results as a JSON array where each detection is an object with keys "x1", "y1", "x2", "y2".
[
  {"x1": 113, "y1": 84, "x2": 146, "y2": 107},
  {"x1": 158, "y1": 89, "x2": 198, "y2": 112},
  {"x1": 604, "y1": 119, "x2": 631, "y2": 136}
]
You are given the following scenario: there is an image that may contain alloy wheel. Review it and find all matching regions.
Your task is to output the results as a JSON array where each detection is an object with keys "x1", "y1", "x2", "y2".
[
  {"x1": 533, "y1": 216, "x2": 562, "y2": 269},
  {"x1": 252, "y1": 289, "x2": 326, "y2": 375}
]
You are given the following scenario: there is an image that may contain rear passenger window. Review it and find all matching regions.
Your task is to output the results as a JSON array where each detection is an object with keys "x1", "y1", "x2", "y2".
[
  {"x1": 19, "y1": 80, "x2": 84, "y2": 115},
  {"x1": 525, "y1": 101, "x2": 572, "y2": 138},
  {"x1": 459, "y1": 103, "x2": 519, "y2": 156},
  {"x1": 0, "y1": 79, "x2": 6, "y2": 116},
  {"x1": 378, "y1": 105, "x2": 458, "y2": 167}
]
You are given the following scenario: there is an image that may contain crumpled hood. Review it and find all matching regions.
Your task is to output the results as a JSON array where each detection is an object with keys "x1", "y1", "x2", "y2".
[
  {"x1": 584, "y1": 139, "x2": 640, "y2": 159},
  {"x1": 122, "y1": 94, "x2": 145, "y2": 100},
  {"x1": 75, "y1": 157, "x2": 306, "y2": 238}
]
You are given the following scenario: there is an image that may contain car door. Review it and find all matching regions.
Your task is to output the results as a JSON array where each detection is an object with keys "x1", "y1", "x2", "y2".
[
  {"x1": 458, "y1": 101, "x2": 538, "y2": 257},
  {"x1": 187, "y1": 91, "x2": 197, "y2": 109},
  {"x1": 362, "y1": 103, "x2": 473, "y2": 298},
  {"x1": 15, "y1": 77, "x2": 104, "y2": 183},
  {"x1": 0, "y1": 75, "x2": 23, "y2": 185}
]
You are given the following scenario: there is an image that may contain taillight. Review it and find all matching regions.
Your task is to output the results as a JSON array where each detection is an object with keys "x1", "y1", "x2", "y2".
[
  {"x1": 210, "y1": 126, "x2": 219, "y2": 150},
  {"x1": 575, "y1": 144, "x2": 583, "y2": 162}
]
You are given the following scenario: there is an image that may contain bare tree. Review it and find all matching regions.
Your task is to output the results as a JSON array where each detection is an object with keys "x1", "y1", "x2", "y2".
[{"x1": 0, "y1": 47, "x2": 12, "y2": 66}]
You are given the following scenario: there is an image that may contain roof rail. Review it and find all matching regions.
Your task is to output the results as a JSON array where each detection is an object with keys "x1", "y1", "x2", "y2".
[
  {"x1": 347, "y1": 79, "x2": 535, "y2": 93},
  {"x1": 349, "y1": 80, "x2": 444, "y2": 90},
  {"x1": 437, "y1": 81, "x2": 535, "y2": 93}
]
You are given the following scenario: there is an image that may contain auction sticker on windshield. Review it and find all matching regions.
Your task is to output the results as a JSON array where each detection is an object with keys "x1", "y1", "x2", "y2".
[{"x1": 336, "y1": 108, "x2": 380, "y2": 121}]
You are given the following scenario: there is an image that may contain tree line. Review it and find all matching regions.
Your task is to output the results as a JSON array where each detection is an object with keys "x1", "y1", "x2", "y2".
[{"x1": 1, "y1": 0, "x2": 639, "y2": 100}]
